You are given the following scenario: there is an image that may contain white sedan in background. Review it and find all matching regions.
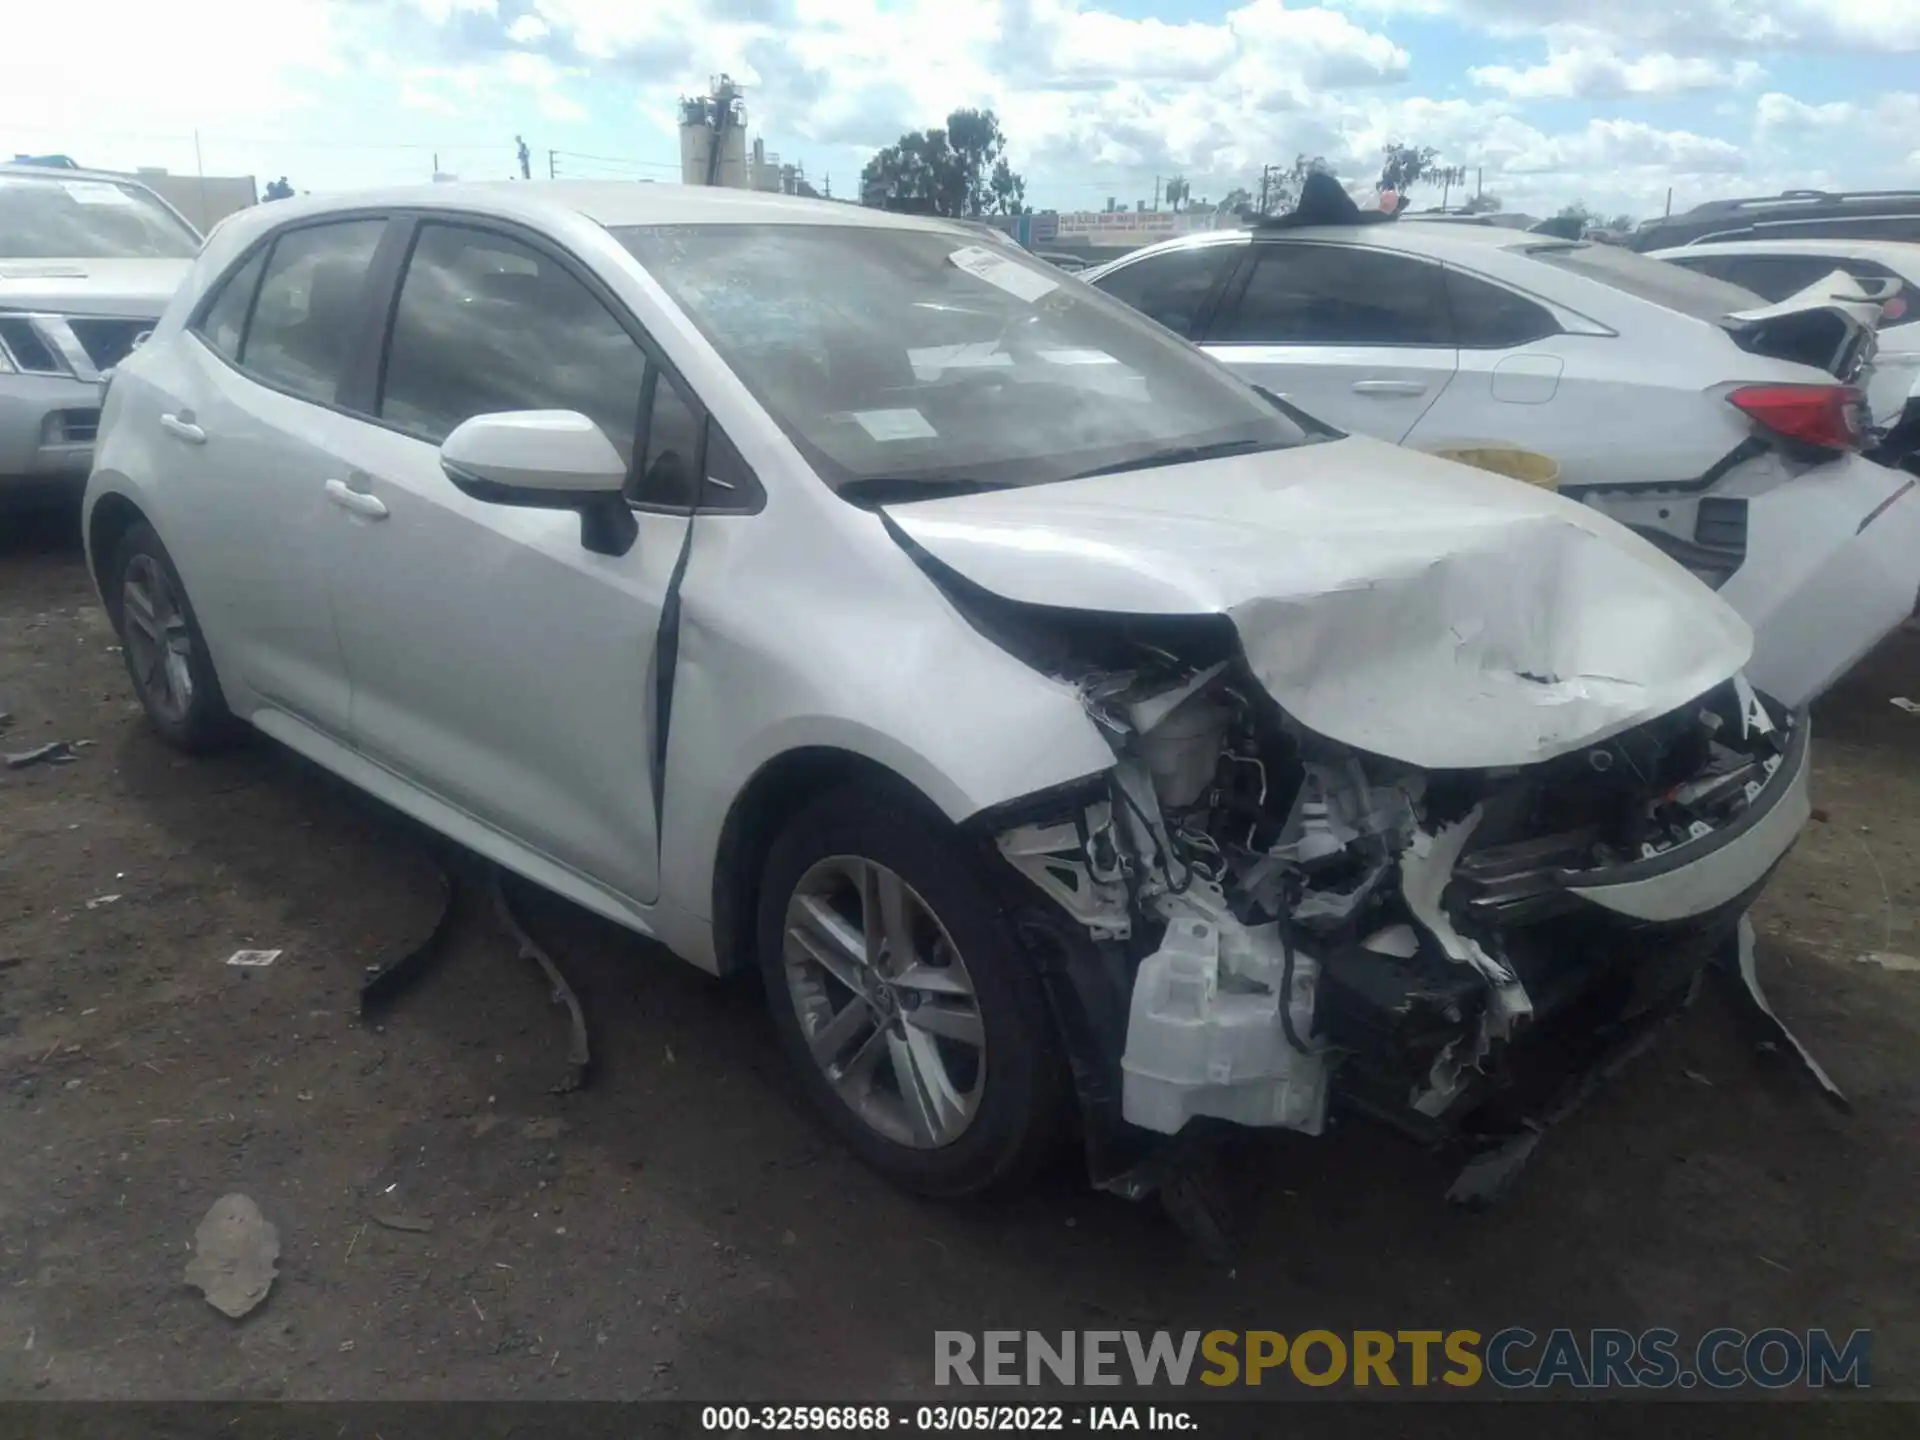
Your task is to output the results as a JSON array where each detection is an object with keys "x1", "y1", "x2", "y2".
[
  {"x1": 86, "y1": 184, "x2": 1816, "y2": 1201},
  {"x1": 1086, "y1": 221, "x2": 1920, "y2": 709}
]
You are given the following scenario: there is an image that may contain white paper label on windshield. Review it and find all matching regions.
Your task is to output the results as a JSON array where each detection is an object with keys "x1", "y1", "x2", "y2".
[
  {"x1": 948, "y1": 245, "x2": 1058, "y2": 303},
  {"x1": 852, "y1": 408, "x2": 938, "y2": 442},
  {"x1": 61, "y1": 181, "x2": 135, "y2": 206}
]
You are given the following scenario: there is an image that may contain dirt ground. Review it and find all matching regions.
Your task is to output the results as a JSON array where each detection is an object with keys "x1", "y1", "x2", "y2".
[{"x1": 1, "y1": 506, "x2": 1917, "y2": 1405}]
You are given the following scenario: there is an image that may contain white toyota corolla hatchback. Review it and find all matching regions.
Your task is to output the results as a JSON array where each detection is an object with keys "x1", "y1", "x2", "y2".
[{"x1": 86, "y1": 183, "x2": 1815, "y2": 1199}]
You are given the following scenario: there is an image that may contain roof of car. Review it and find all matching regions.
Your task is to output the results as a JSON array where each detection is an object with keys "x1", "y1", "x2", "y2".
[
  {"x1": 1100, "y1": 219, "x2": 1552, "y2": 272},
  {"x1": 1650, "y1": 236, "x2": 1920, "y2": 270},
  {"x1": 0, "y1": 161, "x2": 169, "y2": 187},
  {"x1": 208, "y1": 180, "x2": 987, "y2": 237}
]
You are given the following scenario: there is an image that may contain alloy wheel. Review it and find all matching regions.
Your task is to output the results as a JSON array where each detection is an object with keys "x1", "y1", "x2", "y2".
[
  {"x1": 121, "y1": 553, "x2": 196, "y2": 725},
  {"x1": 782, "y1": 855, "x2": 987, "y2": 1149}
]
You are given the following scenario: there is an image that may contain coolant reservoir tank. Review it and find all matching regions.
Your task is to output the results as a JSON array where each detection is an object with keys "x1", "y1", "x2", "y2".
[{"x1": 1138, "y1": 692, "x2": 1228, "y2": 809}]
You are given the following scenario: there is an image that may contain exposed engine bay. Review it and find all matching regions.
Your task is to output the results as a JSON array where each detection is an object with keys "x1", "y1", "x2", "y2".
[{"x1": 988, "y1": 615, "x2": 1805, "y2": 1154}]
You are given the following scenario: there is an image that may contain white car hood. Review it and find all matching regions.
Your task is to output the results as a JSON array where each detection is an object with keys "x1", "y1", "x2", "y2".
[
  {"x1": 885, "y1": 436, "x2": 1755, "y2": 770},
  {"x1": 0, "y1": 257, "x2": 191, "y2": 317}
]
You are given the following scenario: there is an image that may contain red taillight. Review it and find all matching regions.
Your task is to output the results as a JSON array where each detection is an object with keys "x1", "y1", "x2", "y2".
[
  {"x1": 1884, "y1": 294, "x2": 1909, "y2": 322},
  {"x1": 1727, "y1": 383, "x2": 1866, "y2": 453}
]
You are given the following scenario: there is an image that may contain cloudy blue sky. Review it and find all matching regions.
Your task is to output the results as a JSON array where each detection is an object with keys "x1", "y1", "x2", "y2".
[{"x1": 5, "y1": 0, "x2": 1918, "y2": 219}]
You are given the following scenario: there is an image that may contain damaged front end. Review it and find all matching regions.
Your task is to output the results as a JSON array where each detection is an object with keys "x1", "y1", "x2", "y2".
[{"x1": 984, "y1": 614, "x2": 1810, "y2": 1193}]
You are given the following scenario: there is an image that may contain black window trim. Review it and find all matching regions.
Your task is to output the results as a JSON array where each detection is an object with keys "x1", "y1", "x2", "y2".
[
  {"x1": 370, "y1": 210, "x2": 763, "y2": 517},
  {"x1": 1438, "y1": 261, "x2": 1566, "y2": 350},
  {"x1": 1090, "y1": 236, "x2": 1246, "y2": 341},
  {"x1": 1200, "y1": 238, "x2": 1457, "y2": 350},
  {"x1": 185, "y1": 207, "x2": 400, "y2": 425},
  {"x1": 188, "y1": 206, "x2": 764, "y2": 517}
]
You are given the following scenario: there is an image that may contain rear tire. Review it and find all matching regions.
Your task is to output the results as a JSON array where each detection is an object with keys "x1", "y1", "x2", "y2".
[
  {"x1": 107, "y1": 521, "x2": 240, "y2": 753},
  {"x1": 757, "y1": 783, "x2": 1068, "y2": 1198}
]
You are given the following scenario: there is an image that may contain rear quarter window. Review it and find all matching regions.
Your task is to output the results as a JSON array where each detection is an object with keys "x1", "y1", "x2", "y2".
[{"x1": 1525, "y1": 242, "x2": 1763, "y2": 320}]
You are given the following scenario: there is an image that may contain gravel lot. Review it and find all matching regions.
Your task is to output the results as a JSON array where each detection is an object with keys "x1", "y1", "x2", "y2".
[{"x1": 2, "y1": 510, "x2": 1916, "y2": 1404}]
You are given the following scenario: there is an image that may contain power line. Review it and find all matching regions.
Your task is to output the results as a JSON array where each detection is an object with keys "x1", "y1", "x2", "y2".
[{"x1": 548, "y1": 149, "x2": 679, "y2": 174}]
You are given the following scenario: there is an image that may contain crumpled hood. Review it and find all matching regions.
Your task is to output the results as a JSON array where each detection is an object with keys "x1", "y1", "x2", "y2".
[
  {"x1": 0, "y1": 258, "x2": 190, "y2": 317},
  {"x1": 884, "y1": 435, "x2": 1754, "y2": 770}
]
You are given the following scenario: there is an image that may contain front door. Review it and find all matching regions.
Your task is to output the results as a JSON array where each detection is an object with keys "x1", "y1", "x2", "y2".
[
  {"x1": 321, "y1": 219, "x2": 694, "y2": 904},
  {"x1": 1200, "y1": 241, "x2": 1458, "y2": 441}
]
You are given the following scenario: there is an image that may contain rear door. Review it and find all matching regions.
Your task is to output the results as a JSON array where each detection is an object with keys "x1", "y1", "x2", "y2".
[
  {"x1": 319, "y1": 215, "x2": 699, "y2": 905},
  {"x1": 1196, "y1": 241, "x2": 1458, "y2": 441},
  {"x1": 142, "y1": 214, "x2": 390, "y2": 739}
]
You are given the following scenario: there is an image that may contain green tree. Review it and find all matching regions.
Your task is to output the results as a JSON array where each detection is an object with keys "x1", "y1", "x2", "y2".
[
  {"x1": 861, "y1": 109, "x2": 1026, "y2": 218},
  {"x1": 1218, "y1": 185, "x2": 1254, "y2": 217},
  {"x1": 1260, "y1": 153, "x2": 1330, "y2": 214},
  {"x1": 1379, "y1": 141, "x2": 1440, "y2": 193},
  {"x1": 988, "y1": 157, "x2": 1027, "y2": 215},
  {"x1": 1164, "y1": 175, "x2": 1190, "y2": 212},
  {"x1": 1461, "y1": 191, "x2": 1502, "y2": 214}
]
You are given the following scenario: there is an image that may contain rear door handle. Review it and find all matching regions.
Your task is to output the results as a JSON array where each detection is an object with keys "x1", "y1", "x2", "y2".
[
  {"x1": 159, "y1": 412, "x2": 206, "y2": 444},
  {"x1": 324, "y1": 478, "x2": 389, "y2": 520},
  {"x1": 1351, "y1": 380, "x2": 1429, "y2": 397}
]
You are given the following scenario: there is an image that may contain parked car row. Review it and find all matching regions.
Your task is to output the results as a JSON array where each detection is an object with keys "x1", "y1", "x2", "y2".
[
  {"x1": 63, "y1": 177, "x2": 1896, "y2": 1205},
  {"x1": 1082, "y1": 205, "x2": 1920, "y2": 711}
]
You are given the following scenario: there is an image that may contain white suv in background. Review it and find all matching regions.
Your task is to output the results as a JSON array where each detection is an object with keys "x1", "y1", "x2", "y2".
[
  {"x1": 1086, "y1": 222, "x2": 1920, "y2": 709},
  {"x1": 0, "y1": 164, "x2": 200, "y2": 502}
]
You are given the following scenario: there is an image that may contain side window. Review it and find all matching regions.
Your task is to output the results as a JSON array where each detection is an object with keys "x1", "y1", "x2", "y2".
[
  {"x1": 379, "y1": 222, "x2": 648, "y2": 461},
  {"x1": 1445, "y1": 268, "x2": 1560, "y2": 348},
  {"x1": 630, "y1": 369, "x2": 702, "y2": 509},
  {"x1": 195, "y1": 248, "x2": 267, "y2": 363},
  {"x1": 1664, "y1": 253, "x2": 1748, "y2": 287},
  {"x1": 239, "y1": 220, "x2": 387, "y2": 404},
  {"x1": 1214, "y1": 245, "x2": 1451, "y2": 346},
  {"x1": 1091, "y1": 245, "x2": 1240, "y2": 339}
]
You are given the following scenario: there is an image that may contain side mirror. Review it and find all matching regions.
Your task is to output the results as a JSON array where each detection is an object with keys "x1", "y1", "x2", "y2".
[{"x1": 441, "y1": 410, "x2": 637, "y2": 556}]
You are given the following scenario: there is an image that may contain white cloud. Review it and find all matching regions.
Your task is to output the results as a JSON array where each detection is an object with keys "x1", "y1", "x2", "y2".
[
  {"x1": 4, "y1": 0, "x2": 1915, "y2": 225},
  {"x1": 1470, "y1": 48, "x2": 1763, "y2": 100},
  {"x1": 1327, "y1": 0, "x2": 1920, "y2": 53}
]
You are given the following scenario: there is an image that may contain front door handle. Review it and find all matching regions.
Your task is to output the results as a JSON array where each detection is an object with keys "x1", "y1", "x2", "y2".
[
  {"x1": 159, "y1": 412, "x2": 206, "y2": 444},
  {"x1": 1350, "y1": 379, "x2": 1429, "y2": 397},
  {"x1": 324, "y1": 478, "x2": 389, "y2": 520}
]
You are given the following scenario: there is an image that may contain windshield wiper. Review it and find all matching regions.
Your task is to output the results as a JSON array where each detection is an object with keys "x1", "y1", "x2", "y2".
[
  {"x1": 838, "y1": 475, "x2": 1018, "y2": 507},
  {"x1": 1064, "y1": 437, "x2": 1284, "y2": 481}
]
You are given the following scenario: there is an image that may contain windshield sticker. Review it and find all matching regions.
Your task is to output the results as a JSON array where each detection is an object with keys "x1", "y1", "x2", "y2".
[
  {"x1": 60, "y1": 181, "x2": 136, "y2": 207},
  {"x1": 948, "y1": 245, "x2": 1059, "y2": 304},
  {"x1": 851, "y1": 408, "x2": 939, "y2": 442}
]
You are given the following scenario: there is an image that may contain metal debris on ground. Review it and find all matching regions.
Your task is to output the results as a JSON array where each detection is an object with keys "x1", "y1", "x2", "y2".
[
  {"x1": 1447, "y1": 994, "x2": 1684, "y2": 1208},
  {"x1": 1714, "y1": 914, "x2": 1850, "y2": 1112},
  {"x1": 184, "y1": 1194, "x2": 280, "y2": 1319},
  {"x1": 372, "y1": 1212, "x2": 434, "y2": 1234},
  {"x1": 5, "y1": 741, "x2": 73, "y2": 770},
  {"x1": 358, "y1": 865, "x2": 456, "y2": 1014},
  {"x1": 1891, "y1": 697, "x2": 1920, "y2": 714},
  {"x1": 225, "y1": 949, "x2": 282, "y2": 968},
  {"x1": 492, "y1": 869, "x2": 591, "y2": 1094},
  {"x1": 85, "y1": 894, "x2": 121, "y2": 910}
]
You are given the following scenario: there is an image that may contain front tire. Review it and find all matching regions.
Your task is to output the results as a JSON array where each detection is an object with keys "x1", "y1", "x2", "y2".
[
  {"x1": 757, "y1": 784, "x2": 1067, "y2": 1197},
  {"x1": 107, "y1": 521, "x2": 239, "y2": 753}
]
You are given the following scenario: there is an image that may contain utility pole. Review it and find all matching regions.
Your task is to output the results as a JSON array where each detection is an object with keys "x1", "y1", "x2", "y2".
[
  {"x1": 1476, "y1": 166, "x2": 1483, "y2": 203},
  {"x1": 1665, "y1": 186, "x2": 1673, "y2": 216},
  {"x1": 549, "y1": 149, "x2": 558, "y2": 180},
  {"x1": 1153, "y1": 175, "x2": 1161, "y2": 211}
]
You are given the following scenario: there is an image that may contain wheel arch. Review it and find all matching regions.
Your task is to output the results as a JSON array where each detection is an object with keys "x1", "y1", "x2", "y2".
[
  {"x1": 84, "y1": 485, "x2": 152, "y2": 612},
  {"x1": 709, "y1": 746, "x2": 947, "y2": 979}
]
